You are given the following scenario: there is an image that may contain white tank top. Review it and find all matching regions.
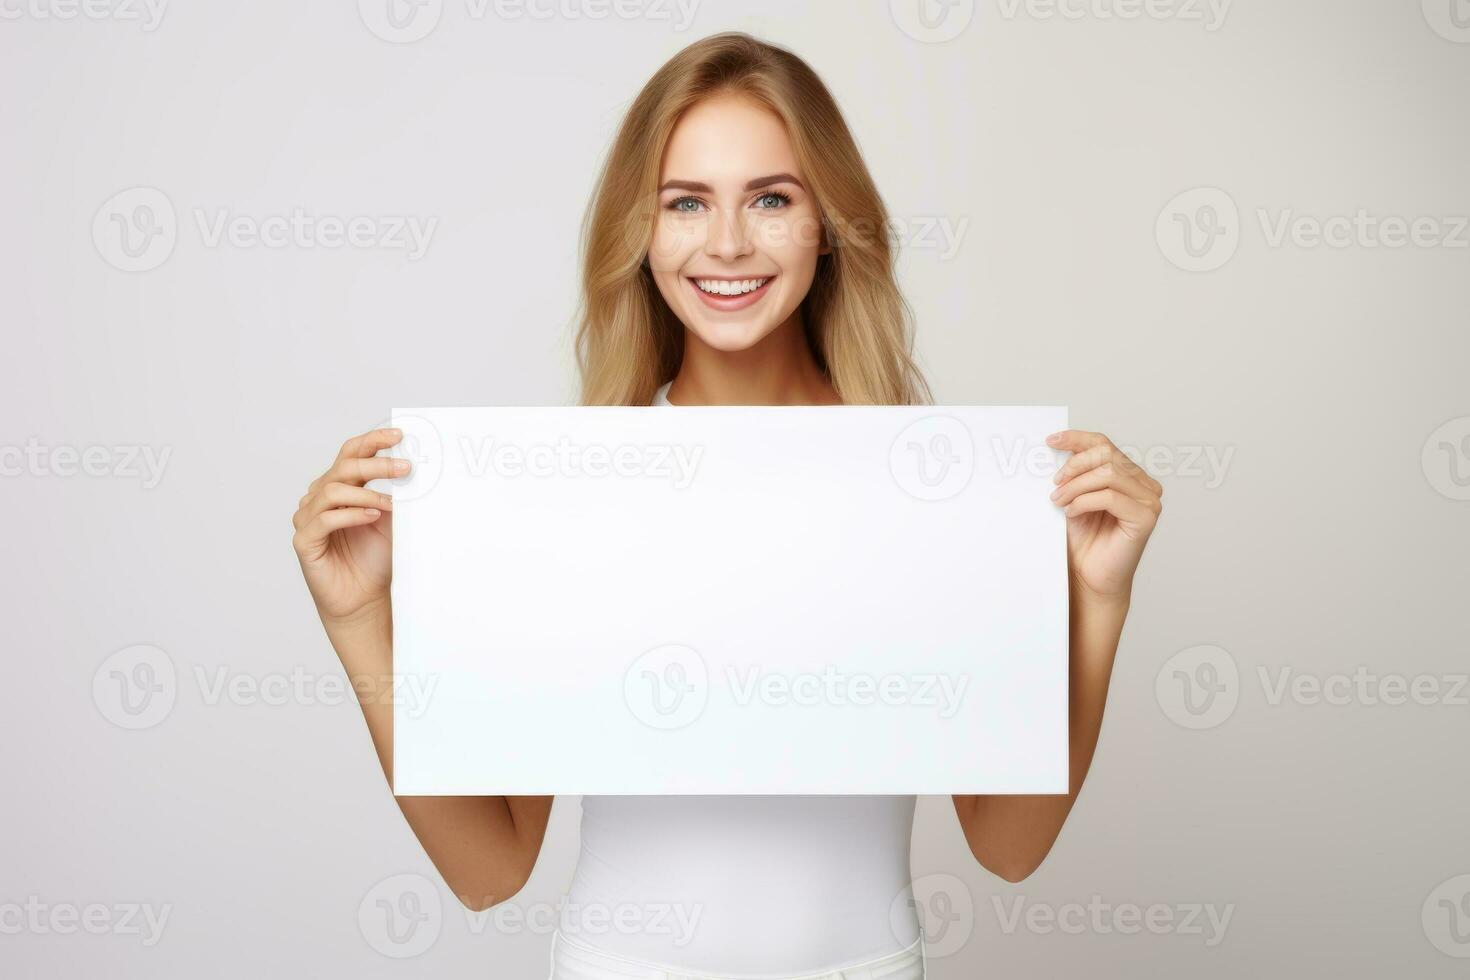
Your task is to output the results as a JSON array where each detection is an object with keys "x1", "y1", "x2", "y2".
[{"x1": 559, "y1": 382, "x2": 920, "y2": 975}]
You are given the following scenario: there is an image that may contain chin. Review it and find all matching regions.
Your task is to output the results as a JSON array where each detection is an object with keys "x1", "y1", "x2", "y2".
[{"x1": 685, "y1": 317, "x2": 782, "y2": 353}]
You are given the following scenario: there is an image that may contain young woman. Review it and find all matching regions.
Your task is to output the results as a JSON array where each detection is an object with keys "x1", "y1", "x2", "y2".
[{"x1": 292, "y1": 32, "x2": 1162, "y2": 980}]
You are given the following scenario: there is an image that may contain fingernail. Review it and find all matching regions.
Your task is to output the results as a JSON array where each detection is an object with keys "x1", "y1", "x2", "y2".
[
  {"x1": 385, "y1": 428, "x2": 402, "y2": 438},
  {"x1": 393, "y1": 458, "x2": 411, "y2": 473},
  {"x1": 1050, "y1": 487, "x2": 1061, "y2": 501},
  {"x1": 365, "y1": 508, "x2": 380, "y2": 518},
  {"x1": 1046, "y1": 433, "x2": 1062, "y2": 446}
]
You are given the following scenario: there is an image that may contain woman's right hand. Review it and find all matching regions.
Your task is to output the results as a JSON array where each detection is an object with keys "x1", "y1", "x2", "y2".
[{"x1": 292, "y1": 427, "x2": 408, "y2": 628}]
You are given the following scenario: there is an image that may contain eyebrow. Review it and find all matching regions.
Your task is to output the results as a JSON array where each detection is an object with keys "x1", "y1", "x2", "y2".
[{"x1": 658, "y1": 173, "x2": 806, "y2": 193}]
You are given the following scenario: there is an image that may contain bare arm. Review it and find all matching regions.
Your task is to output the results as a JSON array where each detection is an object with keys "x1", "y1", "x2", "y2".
[
  {"x1": 954, "y1": 431, "x2": 1162, "y2": 882},
  {"x1": 294, "y1": 429, "x2": 552, "y2": 911},
  {"x1": 953, "y1": 589, "x2": 1126, "y2": 882}
]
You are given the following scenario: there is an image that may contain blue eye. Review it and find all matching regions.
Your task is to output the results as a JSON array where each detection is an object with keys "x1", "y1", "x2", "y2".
[
  {"x1": 753, "y1": 192, "x2": 790, "y2": 209},
  {"x1": 668, "y1": 197, "x2": 704, "y2": 213}
]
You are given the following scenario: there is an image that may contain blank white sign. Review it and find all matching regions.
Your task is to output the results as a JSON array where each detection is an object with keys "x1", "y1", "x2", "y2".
[{"x1": 388, "y1": 405, "x2": 1068, "y2": 795}]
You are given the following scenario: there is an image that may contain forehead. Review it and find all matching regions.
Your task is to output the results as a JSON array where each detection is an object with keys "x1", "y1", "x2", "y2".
[{"x1": 659, "y1": 93, "x2": 802, "y2": 184}]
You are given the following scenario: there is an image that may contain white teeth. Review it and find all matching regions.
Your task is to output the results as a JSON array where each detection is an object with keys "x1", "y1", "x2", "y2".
[{"x1": 695, "y1": 277, "x2": 769, "y2": 296}]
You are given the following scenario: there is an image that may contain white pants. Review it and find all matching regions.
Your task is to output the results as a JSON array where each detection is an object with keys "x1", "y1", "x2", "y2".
[{"x1": 548, "y1": 932, "x2": 926, "y2": 980}]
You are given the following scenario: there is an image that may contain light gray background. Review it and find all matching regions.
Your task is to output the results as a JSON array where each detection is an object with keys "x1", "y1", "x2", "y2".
[{"x1": 3, "y1": 0, "x2": 1467, "y2": 976}]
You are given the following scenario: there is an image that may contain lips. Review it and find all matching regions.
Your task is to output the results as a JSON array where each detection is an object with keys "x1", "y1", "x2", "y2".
[
  {"x1": 687, "y1": 275, "x2": 776, "y2": 312},
  {"x1": 694, "y1": 277, "x2": 770, "y2": 296}
]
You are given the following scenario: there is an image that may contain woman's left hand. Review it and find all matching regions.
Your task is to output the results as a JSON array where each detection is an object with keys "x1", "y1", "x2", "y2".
[{"x1": 1047, "y1": 430, "x2": 1164, "y2": 602}]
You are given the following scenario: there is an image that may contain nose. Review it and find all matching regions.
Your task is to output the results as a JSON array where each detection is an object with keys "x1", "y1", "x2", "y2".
[{"x1": 703, "y1": 206, "x2": 753, "y2": 262}]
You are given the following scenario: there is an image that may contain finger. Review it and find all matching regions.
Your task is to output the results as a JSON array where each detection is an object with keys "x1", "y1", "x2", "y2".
[
  {"x1": 1114, "y1": 453, "x2": 1163, "y2": 497},
  {"x1": 292, "y1": 507, "x2": 384, "y2": 563},
  {"x1": 1064, "y1": 488, "x2": 1160, "y2": 527},
  {"x1": 1047, "y1": 432, "x2": 1163, "y2": 496},
  {"x1": 1052, "y1": 442, "x2": 1158, "y2": 495},
  {"x1": 1045, "y1": 429, "x2": 1108, "y2": 454},
  {"x1": 1053, "y1": 441, "x2": 1119, "y2": 485},
  {"x1": 295, "y1": 483, "x2": 393, "y2": 529},
  {"x1": 1050, "y1": 463, "x2": 1156, "y2": 508},
  {"x1": 338, "y1": 428, "x2": 403, "y2": 462},
  {"x1": 310, "y1": 454, "x2": 410, "y2": 493}
]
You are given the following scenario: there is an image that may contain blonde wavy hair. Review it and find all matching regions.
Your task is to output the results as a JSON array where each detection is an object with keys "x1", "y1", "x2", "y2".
[{"x1": 575, "y1": 32, "x2": 930, "y2": 407}]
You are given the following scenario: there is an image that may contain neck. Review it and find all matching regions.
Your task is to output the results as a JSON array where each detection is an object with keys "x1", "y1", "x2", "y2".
[{"x1": 667, "y1": 313, "x2": 840, "y2": 406}]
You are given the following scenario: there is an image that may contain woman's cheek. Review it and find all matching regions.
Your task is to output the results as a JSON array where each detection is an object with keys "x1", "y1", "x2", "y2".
[
  {"x1": 796, "y1": 211, "x2": 827, "y2": 253},
  {"x1": 649, "y1": 216, "x2": 700, "y2": 270}
]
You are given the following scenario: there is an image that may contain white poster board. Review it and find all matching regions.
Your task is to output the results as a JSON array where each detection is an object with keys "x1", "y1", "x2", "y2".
[{"x1": 388, "y1": 405, "x2": 1068, "y2": 795}]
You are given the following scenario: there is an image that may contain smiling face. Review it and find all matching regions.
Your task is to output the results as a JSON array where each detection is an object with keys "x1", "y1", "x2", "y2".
[{"x1": 647, "y1": 93, "x2": 827, "y2": 353}]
